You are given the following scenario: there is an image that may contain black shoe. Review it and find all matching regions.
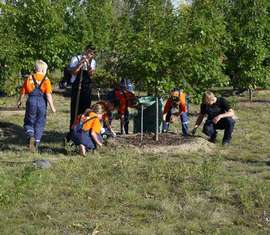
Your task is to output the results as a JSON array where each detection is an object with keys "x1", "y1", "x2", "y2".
[{"x1": 208, "y1": 137, "x2": 216, "y2": 143}]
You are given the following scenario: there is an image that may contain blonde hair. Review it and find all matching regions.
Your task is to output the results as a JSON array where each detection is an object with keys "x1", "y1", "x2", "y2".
[
  {"x1": 90, "y1": 103, "x2": 105, "y2": 114},
  {"x1": 35, "y1": 60, "x2": 48, "y2": 74},
  {"x1": 202, "y1": 91, "x2": 216, "y2": 104}
]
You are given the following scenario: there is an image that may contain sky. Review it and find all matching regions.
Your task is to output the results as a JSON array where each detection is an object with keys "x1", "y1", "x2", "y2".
[{"x1": 172, "y1": 0, "x2": 192, "y2": 9}]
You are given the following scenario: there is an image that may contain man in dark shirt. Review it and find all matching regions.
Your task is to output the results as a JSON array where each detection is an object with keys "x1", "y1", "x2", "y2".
[{"x1": 192, "y1": 91, "x2": 235, "y2": 145}]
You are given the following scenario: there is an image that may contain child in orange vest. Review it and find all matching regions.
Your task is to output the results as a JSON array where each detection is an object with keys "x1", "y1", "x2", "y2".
[
  {"x1": 162, "y1": 89, "x2": 189, "y2": 136},
  {"x1": 70, "y1": 103, "x2": 104, "y2": 156},
  {"x1": 17, "y1": 60, "x2": 56, "y2": 152}
]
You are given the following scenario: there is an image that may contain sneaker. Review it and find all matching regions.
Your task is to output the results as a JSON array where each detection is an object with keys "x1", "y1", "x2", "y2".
[
  {"x1": 28, "y1": 137, "x2": 36, "y2": 152},
  {"x1": 222, "y1": 141, "x2": 230, "y2": 146}
]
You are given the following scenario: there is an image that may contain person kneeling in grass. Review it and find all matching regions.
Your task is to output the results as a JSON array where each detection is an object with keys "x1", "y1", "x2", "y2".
[
  {"x1": 17, "y1": 60, "x2": 56, "y2": 152},
  {"x1": 192, "y1": 91, "x2": 235, "y2": 145},
  {"x1": 70, "y1": 103, "x2": 104, "y2": 156}
]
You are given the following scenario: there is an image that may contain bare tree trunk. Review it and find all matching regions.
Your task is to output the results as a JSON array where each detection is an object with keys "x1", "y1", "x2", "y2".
[{"x1": 248, "y1": 88, "x2": 253, "y2": 102}]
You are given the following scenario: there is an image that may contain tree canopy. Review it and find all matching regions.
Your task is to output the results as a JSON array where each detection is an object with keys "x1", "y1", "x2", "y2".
[{"x1": 0, "y1": 0, "x2": 270, "y2": 96}]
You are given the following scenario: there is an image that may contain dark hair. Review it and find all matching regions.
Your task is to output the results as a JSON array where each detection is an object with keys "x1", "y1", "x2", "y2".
[{"x1": 85, "y1": 44, "x2": 96, "y2": 52}]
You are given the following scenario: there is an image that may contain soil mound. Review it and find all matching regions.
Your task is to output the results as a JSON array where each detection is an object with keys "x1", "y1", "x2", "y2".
[{"x1": 108, "y1": 133, "x2": 214, "y2": 154}]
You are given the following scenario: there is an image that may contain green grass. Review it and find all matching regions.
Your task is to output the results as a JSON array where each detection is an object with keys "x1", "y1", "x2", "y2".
[{"x1": 0, "y1": 91, "x2": 270, "y2": 234}]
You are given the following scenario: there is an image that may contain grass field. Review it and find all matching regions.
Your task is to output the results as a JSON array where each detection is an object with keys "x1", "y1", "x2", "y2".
[{"x1": 0, "y1": 91, "x2": 270, "y2": 235}]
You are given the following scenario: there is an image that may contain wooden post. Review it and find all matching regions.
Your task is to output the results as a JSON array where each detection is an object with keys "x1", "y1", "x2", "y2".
[
  {"x1": 140, "y1": 104, "x2": 144, "y2": 143},
  {"x1": 155, "y1": 96, "x2": 159, "y2": 141},
  {"x1": 74, "y1": 68, "x2": 83, "y2": 119}
]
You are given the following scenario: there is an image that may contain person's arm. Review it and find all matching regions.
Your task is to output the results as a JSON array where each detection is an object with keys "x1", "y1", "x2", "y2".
[
  {"x1": 46, "y1": 93, "x2": 56, "y2": 113},
  {"x1": 107, "y1": 125, "x2": 116, "y2": 137},
  {"x1": 194, "y1": 113, "x2": 205, "y2": 128},
  {"x1": 17, "y1": 93, "x2": 25, "y2": 108},
  {"x1": 91, "y1": 131, "x2": 103, "y2": 146},
  {"x1": 17, "y1": 78, "x2": 27, "y2": 108},
  {"x1": 163, "y1": 100, "x2": 170, "y2": 121},
  {"x1": 70, "y1": 56, "x2": 87, "y2": 75},
  {"x1": 87, "y1": 58, "x2": 96, "y2": 77},
  {"x1": 191, "y1": 113, "x2": 205, "y2": 135},
  {"x1": 212, "y1": 98, "x2": 234, "y2": 124},
  {"x1": 213, "y1": 109, "x2": 234, "y2": 124}
]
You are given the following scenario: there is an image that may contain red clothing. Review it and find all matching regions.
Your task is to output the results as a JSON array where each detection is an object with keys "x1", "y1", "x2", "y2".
[
  {"x1": 163, "y1": 92, "x2": 187, "y2": 114},
  {"x1": 114, "y1": 89, "x2": 136, "y2": 115}
]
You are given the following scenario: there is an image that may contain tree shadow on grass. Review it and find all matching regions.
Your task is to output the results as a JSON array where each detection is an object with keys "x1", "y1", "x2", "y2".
[
  {"x1": 0, "y1": 122, "x2": 26, "y2": 150},
  {"x1": 239, "y1": 99, "x2": 270, "y2": 104},
  {"x1": 224, "y1": 155, "x2": 270, "y2": 167},
  {"x1": 0, "y1": 121, "x2": 67, "y2": 155}
]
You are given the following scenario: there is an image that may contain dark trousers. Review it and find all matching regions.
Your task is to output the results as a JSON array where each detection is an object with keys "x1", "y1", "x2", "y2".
[
  {"x1": 70, "y1": 83, "x2": 92, "y2": 129},
  {"x1": 71, "y1": 126, "x2": 103, "y2": 150},
  {"x1": 120, "y1": 109, "x2": 129, "y2": 134},
  {"x1": 24, "y1": 89, "x2": 47, "y2": 143},
  {"x1": 203, "y1": 117, "x2": 235, "y2": 143},
  {"x1": 124, "y1": 110, "x2": 129, "y2": 134}
]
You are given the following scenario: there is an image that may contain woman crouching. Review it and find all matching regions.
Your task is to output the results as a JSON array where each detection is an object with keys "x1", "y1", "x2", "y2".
[{"x1": 71, "y1": 103, "x2": 104, "y2": 156}]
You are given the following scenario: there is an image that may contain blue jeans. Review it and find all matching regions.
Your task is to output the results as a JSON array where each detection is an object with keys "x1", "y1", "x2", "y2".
[{"x1": 165, "y1": 109, "x2": 189, "y2": 136}]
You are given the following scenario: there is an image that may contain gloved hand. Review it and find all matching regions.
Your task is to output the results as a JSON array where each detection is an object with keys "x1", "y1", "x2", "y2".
[
  {"x1": 162, "y1": 121, "x2": 169, "y2": 133},
  {"x1": 191, "y1": 127, "x2": 198, "y2": 136}
]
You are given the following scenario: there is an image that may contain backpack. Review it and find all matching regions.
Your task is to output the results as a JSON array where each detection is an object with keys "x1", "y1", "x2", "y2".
[
  {"x1": 59, "y1": 56, "x2": 80, "y2": 89},
  {"x1": 71, "y1": 115, "x2": 97, "y2": 132},
  {"x1": 59, "y1": 66, "x2": 72, "y2": 89}
]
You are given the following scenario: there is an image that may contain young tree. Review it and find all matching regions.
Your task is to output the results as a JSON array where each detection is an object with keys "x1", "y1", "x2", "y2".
[
  {"x1": 173, "y1": 0, "x2": 229, "y2": 99},
  {"x1": 225, "y1": 0, "x2": 270, "y2": 91},
  {"x1": 109, "y1": 0, "x2": 177, "y2": 94}
]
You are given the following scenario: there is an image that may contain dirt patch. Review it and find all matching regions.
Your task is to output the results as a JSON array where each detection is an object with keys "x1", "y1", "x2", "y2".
[{"x1": 108, "y1": 133, "x2": 214, "y2": 154}]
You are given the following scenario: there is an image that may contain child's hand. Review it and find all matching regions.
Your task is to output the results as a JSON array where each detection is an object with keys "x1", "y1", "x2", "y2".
[
  {"x1": 17, "y1": 101, "x2": 22, "y2": 108},
  {"x1": 51, "y1": 107, "x2": 56, "y2": 113},
  {"x1": 112, "y1": 131, "x2": 116, "y2": 137}
]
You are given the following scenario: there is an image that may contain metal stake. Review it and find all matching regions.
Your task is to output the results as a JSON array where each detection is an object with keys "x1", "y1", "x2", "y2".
[
  {"x1": 140, "y1": 104, "x2": 144, "y2": 143},
  {"x1": 155, "y1": 96, "x2": 159, "y2": 141}
]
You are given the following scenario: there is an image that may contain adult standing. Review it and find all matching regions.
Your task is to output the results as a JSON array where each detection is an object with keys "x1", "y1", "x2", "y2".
[
  {"x1": 192, "y1": 91, "x2": 235, "y2": 145},
  {"x1": 69, "y1": 44, "x2": 96, "y2": 131}
]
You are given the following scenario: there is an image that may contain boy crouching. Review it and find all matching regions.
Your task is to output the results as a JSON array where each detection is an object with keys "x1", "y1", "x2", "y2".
[{"x1": 17, "y1": 60, "x2": 56, "y2": 152}]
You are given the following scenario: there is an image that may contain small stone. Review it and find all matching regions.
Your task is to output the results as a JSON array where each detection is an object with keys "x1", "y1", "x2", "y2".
[{"x1": 32, "y1": 159, "x2": 51, "y2": 169}]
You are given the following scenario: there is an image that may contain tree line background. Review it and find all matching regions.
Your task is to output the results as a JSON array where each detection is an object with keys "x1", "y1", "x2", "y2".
[{"x1": 0, "y1": 0, "x2": 270, "y2": 100}]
